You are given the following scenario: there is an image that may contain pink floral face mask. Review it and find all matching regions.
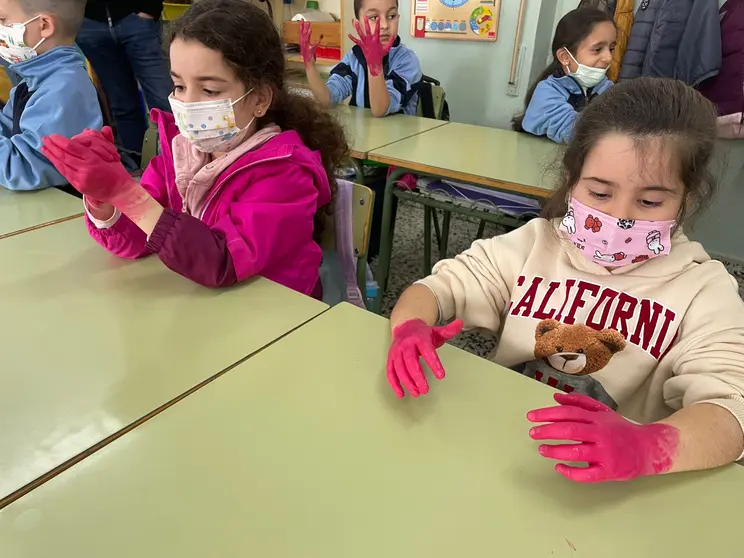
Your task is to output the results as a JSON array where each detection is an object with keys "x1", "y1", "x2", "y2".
[{"x1": 560, "y1": 197, "x2": 675, "y2": 267}]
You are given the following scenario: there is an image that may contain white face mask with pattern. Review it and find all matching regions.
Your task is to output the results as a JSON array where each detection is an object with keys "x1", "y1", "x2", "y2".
[
  {"x1": 564, "y1": 48, "x2": 608, "y2": 89},
  {"x1": 0, "y1": 15, "x2": 45, "y2": 64},
  {"x1": 168, "y1": 89, "x2": 254, "y2": 153}
]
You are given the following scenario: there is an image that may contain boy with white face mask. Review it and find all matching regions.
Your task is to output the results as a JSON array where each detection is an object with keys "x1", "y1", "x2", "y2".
[
  {"x1": 512, "y1": 8, "x2": 616, "y2": 144},
  {"x1": 0, "y1": 0, "x2": 101, "y2": 190}
]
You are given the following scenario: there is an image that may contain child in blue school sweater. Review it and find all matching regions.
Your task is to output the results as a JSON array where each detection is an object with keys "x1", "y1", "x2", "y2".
[
  {"x1": 512, "y1": 8, "x2": 616, "y2": 144},
  {"x1": 0, "y1": 0, "x2": 101, "y2": 191},
  {"x1": 301, "y1": 0, "x2": 422, "y2": 117}
]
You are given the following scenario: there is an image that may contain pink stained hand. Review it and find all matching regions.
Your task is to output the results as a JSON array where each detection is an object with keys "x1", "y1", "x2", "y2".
[
  {"x1": 299, "y1": 20, "x2": 322, "y2": 67},
  {"x1": 41, "y1": 127, "x2": 147, "y2": 214},
  {"x1": 527, "y1": 393, "x2": 679, "y2": 483},
  {"x1": 386, "y1": 318, "x2": 463, "y2": 398},
  {"x1": 349, "y1": 17, "x2": 395, "y2": 77}
]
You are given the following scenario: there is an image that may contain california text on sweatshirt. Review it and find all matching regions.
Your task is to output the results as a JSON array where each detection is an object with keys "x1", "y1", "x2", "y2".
[{"x1": 418, "y1": 218, "x2": 744, "y2": 458}]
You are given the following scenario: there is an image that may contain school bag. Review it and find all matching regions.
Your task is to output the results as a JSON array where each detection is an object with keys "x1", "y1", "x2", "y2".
[{"x1": 417, "y1": 75, "x2": 450, "y2": 121}]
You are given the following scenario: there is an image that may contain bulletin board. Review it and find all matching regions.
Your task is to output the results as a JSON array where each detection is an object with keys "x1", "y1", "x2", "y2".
[{"x1": 410, "y1": 0, "x2": 500, "y2": 42}]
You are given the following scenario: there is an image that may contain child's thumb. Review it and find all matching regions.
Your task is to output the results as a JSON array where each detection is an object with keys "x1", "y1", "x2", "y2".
[
  {"x1": 436, "y1": 319, "x2": 463, "y2": 340},
  {"x1": 102, "y1": 126, "x2": 115, "y2": 144}
]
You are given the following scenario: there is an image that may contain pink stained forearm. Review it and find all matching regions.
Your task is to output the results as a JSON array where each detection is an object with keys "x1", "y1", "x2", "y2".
[
  {"x1": 658, "y1": 403, "x2": 744, "y2": 473},
  {"x1": 367, "y1": 72, "x2": 390, "y2": 117},
  {"x1": 126, "y1": 195, "x2": 164, "y2": 237}
]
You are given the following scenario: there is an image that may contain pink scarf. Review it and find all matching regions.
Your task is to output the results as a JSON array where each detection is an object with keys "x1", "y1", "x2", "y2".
[{"x1": 172, "y1": 124, "x2": 282, "y2": 217}]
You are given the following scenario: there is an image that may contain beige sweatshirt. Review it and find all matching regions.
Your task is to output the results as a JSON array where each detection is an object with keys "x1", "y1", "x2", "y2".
[{"x1": 418, "y1": 218, "x2": 744, "y2": 455}]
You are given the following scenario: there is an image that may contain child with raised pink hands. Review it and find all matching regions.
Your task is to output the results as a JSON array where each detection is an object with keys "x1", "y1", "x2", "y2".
[
  {"x1": 302, "y1": 0, "x2": 421, "y2": 117},
  {"x1": 387, "y1": 78, "x2": 744, "y2": 482},
  {"x1": 42, "y1": 0, "x2": 348, "y2": 294}
]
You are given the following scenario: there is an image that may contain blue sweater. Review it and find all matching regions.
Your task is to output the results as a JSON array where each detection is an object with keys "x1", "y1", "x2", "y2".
[
  {"x1": 326, "y1": 38, "x2": 422, "y2": 116},
  {"x1": 1, "y1": 46, "x2": 103, "y2": 190},
  {"x1": 522, "y1": 72, "x2": 612, "y2": 144}
]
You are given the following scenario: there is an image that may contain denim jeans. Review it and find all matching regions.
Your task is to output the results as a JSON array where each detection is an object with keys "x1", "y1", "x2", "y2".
[{"x1": 76, "y1": 14, "x2": 172, "y2": 154}]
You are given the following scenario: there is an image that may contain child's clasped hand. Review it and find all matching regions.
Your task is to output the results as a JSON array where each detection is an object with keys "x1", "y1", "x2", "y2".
[
  {"x1": 41, "y1": 126, "x2": 133, "y2": 204},
  {"x1": 42, "y1": 126, "x2": 152, "y2": 220}
]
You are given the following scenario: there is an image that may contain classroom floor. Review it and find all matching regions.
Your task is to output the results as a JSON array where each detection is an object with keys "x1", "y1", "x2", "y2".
[{"x1": 375, "y1": 200, "x2": 744, "y2": 359}]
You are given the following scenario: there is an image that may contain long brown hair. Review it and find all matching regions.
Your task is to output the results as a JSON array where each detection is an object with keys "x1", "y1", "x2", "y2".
[
  {"x1": 512, "y1": 7, "x2": 614, "y2": 132},
  {"x1": 541, "y1": 77, "x2": 719, "y2": 227},
  {"x1": 165, "y1": 0, "x2": 348, "y2": 222}
]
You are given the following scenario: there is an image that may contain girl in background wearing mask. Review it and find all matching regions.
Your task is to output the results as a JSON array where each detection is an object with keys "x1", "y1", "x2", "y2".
[
  {"x1": 41, "y1": 0, "x2": 347, "y2": 295},
  {"x1": 512, "y1": 7, "x2": 615, "y2": 144},
  {"x1": 387, "y1": 78, "x2": 744, "y2": 483}
]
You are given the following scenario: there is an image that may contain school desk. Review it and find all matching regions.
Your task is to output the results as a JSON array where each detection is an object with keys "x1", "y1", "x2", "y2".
[
  {"x1": 331, "y1": 105, "x2": 449, "y2": 160},
  {"x1": 367, "y1": 123, "x2": 558, "y2": 312},
  {"x1": 0, "y1": 218, "x2": 327, "y2": 508},
  {"x1": 1, "y1": 302, "x2": 741, "y2": 557},
  {"x1": 0, "y1": 188, "x2": 84, "y2": 240}
]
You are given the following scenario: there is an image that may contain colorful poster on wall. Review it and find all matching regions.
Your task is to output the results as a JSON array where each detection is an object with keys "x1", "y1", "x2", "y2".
[{"x1": 410, "y1": 0, "x2": 500, "y2": 41}]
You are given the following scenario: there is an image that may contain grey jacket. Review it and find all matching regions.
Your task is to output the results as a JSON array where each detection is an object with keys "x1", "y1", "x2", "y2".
[{"x1": 619, "y1": 0, "x2": 722, "y2": 86}]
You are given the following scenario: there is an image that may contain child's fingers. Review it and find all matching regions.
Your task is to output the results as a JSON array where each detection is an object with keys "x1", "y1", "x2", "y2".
[
  {"x1": 529, "y1": 422, "x2": 599, "y2": 444},
  {"x1": 43, "y1": 134, "x2": 90, "y2": 161},
  {"x1": 372, "y1": 17, "x2": 381, "y2": 38},
  {"x1": 383, "y1": 34, "x2": 395, "y2": 54},
  {"x1": 87, "y1": 142, "x2": 120, "y2": 163},
  {"x1": 41, "y1": 137, "x2": 71, "y2": 162},
  {"x1": 101, "y1": 126, "x2": 116, "y2": 144},
  {"x1": 43, "y1": 133, "x2": 73, "y2": 151},
  {"x1": 526, "y1": 405, "x2": 594, "y2": 425},
  {"x1": 348, "y1": 33, "x2": 361, "y2": 46},
  {"x1": 353, "y1": 18, "x2": 363, "y2": 38},
  {"x1": 394, "y1": 354, "x2": 420, "y2": 397},
  {"x1": 386, "y1": 355, "x2": 405, "y2": 398},
  {"x1": 404, "y1": 346, "x2": 430, "y2": 395},
  {"x1": 418, "y1": 342, "x2": 446, "y2": 381},
  {"x1": 553, "y1": 392, "x2": 611, "y2": 413},
  {"x1": 40, "y1": 145, "x2": 65, "y2": 167},
  {"x1": 538, "y1": 443, "x2": 597, "y2": 464},
  {"x1": 363, "y1": 16, "x2": 372, "y2": 38},
  {"x1": 40, "y1": 146, "x2": 73, "y2": 178},
  {"x1": 555, "y1": 463, "x2": 604, "y2": 483}
]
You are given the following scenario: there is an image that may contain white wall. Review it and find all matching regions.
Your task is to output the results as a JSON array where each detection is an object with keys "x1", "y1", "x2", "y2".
[
  {"x1": 397, "y1": 0, "x2": 555, "y2": 128},
  {"x1": 688, "y1": 142, "x2": 744, "y2": 263}
]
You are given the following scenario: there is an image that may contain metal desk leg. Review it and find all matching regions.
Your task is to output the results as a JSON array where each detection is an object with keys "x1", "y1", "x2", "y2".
[
  {"x1": 356, "y1": 255, "x2": 368, "y2": 309},
  {"x1": 423, "y1": 206, "x2": 432, "y2": 276},
  {"x1": 476, "y1": 219, "x2": 486, "y2": 240},
  {"x1": 440, "y1": 210, "x2": 451, "y2": 260},
  {"x1": 348, "y1": 158, "x2": 366, "y2": 185},
  {"x1": 373, "y1": 167, "x2": 407, "y2": 314},
  {"x1": 432, "y1": 209, "x2": 442, "y2": 248}
]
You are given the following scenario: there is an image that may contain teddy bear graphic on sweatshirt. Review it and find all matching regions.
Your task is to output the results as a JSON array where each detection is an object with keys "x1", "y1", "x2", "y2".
[{"x1": 517, "y1": 319, "x2": 626, "y2": 409}]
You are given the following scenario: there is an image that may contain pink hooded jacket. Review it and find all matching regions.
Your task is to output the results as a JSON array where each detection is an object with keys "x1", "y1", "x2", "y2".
[{"x1": 86, "y1": 110, "x2": 331, "y2": 296}]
